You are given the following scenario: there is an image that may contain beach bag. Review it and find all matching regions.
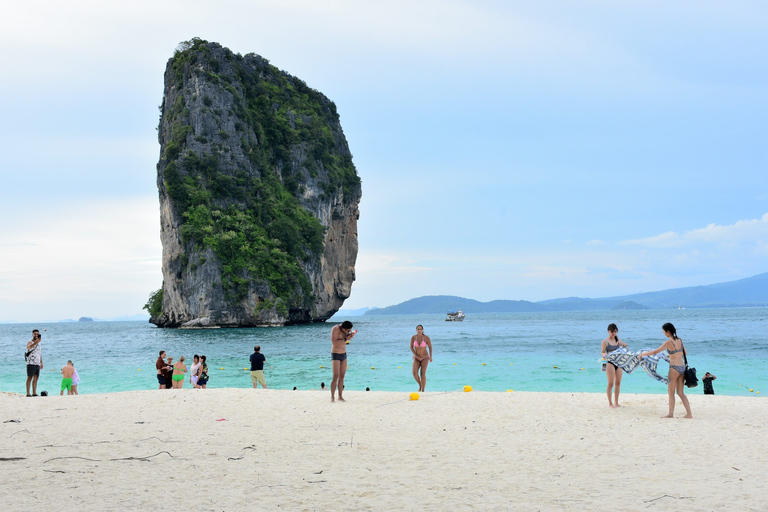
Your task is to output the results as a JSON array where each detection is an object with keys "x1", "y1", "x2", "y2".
[{"x1": 683, "y1": 347, "x2": 698, "y2": 388}]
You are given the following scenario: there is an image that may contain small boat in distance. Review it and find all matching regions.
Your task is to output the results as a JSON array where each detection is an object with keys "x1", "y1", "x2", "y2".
[{"x1": 445, "y1": 310, "x2": 465, "y2": 322}]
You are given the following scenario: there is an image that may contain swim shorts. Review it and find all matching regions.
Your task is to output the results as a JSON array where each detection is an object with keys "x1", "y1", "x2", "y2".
[
  {"x1": 26, "y1": 365, "x2": 40, "y2": 377},
  {"x1": 198, "y1": 377, "x2": 209, "y2": 386},
  {"x1": 61, "y1": 377, "x2": 73, "y2": 392},
  {"x1": 250, "y1": 370, "x2": 266, "y2": 386},
  {"x1": 331, "y1": 352, "x2": 347, "y2": 361},
  {"x1": 157, "y1": 374, "x2": 165, "y2": 385}
]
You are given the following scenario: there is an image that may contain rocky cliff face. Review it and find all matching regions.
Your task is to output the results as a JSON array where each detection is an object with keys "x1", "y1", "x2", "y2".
[{"x1": 151, "y1": 39, "x2": 361, "y2": 327}]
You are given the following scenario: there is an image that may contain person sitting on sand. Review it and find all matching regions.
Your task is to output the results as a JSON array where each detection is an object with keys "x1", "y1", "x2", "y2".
[
  {"x1": 601, "y1": 323, "x2": 627, "y2": 408},
  {"x1": 637, "y1": 323, "x2": 693, "y2": 419},
  {"x1": 172, "y1": 356, "x2": 187, "y2": 389},
  {"x1": 411, "y1": 324, "x2": 433, "y2": 392},
  {"x1": 190, "y1": 355, "x2": 201, "y2": 388},
  {"x1": 61, "y1": 361, "x2": 75, "y2": 396}
]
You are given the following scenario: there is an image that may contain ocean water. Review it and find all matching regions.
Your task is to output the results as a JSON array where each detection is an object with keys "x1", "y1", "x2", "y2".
[{"x1": 1, "y1": 308, "x2": 765, "y2": 396}]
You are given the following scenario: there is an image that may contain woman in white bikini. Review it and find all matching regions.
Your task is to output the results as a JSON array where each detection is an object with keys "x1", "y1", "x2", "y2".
[
  {"x1": 410, "y1": 325, "x2": 433, "y2": 392},
  {"x1": 190, "y1": 355, "x2": 201, "y2": 388},
  {"x1": 638, "y1": 323, "x2": 693, "y2": 419}
]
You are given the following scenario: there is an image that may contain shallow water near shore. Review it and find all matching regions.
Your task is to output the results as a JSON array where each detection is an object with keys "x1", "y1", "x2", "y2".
[{"x1": 1, "y1": 308, "x2": 765, "y2": 396}]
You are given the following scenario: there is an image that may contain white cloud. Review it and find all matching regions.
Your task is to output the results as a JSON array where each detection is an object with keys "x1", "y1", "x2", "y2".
[
  {"x1": 0, "y1": 196, "x2": 162, "y2": 321},
  {"x1": 623, "y1": 213, "x2": 768, "y2": 248}
]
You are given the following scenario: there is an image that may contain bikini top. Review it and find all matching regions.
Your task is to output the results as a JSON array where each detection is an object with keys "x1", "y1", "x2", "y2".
[
  {"x1": 605, "y1": 339, "x2": 620, "y2": 352},
  {"x1": 668, "y1": 339, "x2": 684, "y2": 355},
  {"x1": 413, "y1": 337, "x2": 427, "y2": 348}
]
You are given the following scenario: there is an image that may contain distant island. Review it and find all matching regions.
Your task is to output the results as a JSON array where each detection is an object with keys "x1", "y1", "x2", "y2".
[
  {"x1": 365, "y1": 272, "x2": 768, "y2": 315},
  {"x1": 78, "y1": 317, "x2": 94, "y2": 322}
]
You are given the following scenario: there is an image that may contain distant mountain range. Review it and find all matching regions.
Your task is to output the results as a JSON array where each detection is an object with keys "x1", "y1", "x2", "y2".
[{"x1": 365, "y1": 272, "x2": 768, "y2": 315}]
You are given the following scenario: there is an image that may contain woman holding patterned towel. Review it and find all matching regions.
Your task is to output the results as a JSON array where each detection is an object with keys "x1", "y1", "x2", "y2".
[
  {"x1": 638, "y1": 323, "x2": 693, "y2": 419},
  {"x1": 601, "y1": 323, "x2": 627, "y2": 408}
]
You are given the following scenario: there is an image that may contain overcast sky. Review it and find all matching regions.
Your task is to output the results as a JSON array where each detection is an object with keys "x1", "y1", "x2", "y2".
[{"x1": 1, "y1": 0, "x2": 767, "y2": 321}]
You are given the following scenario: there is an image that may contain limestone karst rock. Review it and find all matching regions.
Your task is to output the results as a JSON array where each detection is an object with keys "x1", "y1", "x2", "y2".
[{"x1": 150, "y1": 39, "x2": 361, "y2": 327}]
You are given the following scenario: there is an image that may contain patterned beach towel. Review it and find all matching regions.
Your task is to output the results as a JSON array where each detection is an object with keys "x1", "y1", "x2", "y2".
[{"x1": 605, "y1": 347, "x2": 670, "y2": 384}]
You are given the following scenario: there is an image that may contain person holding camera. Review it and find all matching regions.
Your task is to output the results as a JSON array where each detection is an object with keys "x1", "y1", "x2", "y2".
[
  {"x1": 25, "y1": 329, "x2": 43, "y2": 397},
  {"x1": 702, "y1": 372, "x2": 716, "y2": 395},
  {"x1": 330, "y1": 321, "x2": 356, "y2": 402}
]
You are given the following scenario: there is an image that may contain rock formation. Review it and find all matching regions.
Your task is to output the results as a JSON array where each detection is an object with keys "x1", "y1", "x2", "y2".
[{"x1": 150, "y1": 39, "x2": 361, "y2": 327}]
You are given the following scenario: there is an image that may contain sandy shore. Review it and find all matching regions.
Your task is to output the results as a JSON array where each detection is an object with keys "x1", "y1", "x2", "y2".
[{"x1": 1, "y1": 389, "x2": 765, "y2": 511}]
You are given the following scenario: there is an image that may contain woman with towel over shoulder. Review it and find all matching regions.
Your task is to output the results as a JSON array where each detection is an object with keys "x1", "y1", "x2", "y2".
[
  {"x1": 601, "y1": 323, "x2": 627, "y2": 408},
  {"x1": 638, "y1": 323, "x2": 693, "y2": 419}
]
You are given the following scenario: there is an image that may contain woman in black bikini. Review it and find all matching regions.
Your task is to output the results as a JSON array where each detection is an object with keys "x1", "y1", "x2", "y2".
[
  {"x1": 638, "y1": 323, "x2": 693, "y2": 419},
  {"x1": 601, "y1": 323, "x2": 627, "y2": 408},
  {"x1": 411, "y1": 325, "x2": 433, "y2": 392}
]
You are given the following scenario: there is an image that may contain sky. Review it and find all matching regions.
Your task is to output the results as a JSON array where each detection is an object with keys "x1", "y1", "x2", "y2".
[{"x1": 1, "y1": 0, "x2": 767, "y2": 322}]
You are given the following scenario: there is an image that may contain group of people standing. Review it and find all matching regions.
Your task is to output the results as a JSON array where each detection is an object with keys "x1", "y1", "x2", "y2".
[
  {"x1": 602, "y1": 322, "x2": 709, "y2": 419},
  {"x1": 155, "y1": 351, "x2": 209, "y2": 389},
  {"x1": 24, "y1": 329, "x2": 80, "y2": 396}
]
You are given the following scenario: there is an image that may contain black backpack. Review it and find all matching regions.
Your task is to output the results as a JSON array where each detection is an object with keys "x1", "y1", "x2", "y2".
[{"x1": 683, "y1": 346, "x2": 698, "y2": 388}]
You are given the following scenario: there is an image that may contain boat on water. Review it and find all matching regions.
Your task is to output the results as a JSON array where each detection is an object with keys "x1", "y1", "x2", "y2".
[{"x1": 445, "y1": 310, "x2": 465, "y2": 322}]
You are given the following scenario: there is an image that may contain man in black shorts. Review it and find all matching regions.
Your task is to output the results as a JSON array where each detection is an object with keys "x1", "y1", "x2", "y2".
[
  {"x1": 330, "y1": 321, "x2": 356, "y2": 402},
  {"x1": 156, "y1": 351, "x2": 171, "y2": 389},
  {"x1": 25, "y1": 329, "x2": 43, "y2": 396}
]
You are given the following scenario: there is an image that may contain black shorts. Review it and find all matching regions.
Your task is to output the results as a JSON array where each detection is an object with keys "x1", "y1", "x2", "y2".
[
  {"x1": 157, "y1": 374, "x2": 165, "y2": 385},
  {"x1": 26, "y1": 365, "x2": 40, "y2": 377},
  {"x1": 198, "y1": 377, "x2": 209, "y2": 386},
  {"x1": 331, "y1": 353, "x2": 347, "y2": 361}
]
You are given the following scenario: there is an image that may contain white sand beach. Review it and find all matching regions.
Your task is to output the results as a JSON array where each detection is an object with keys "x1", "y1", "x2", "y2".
[{"x1": 1, "y1": 389, "x2": 765, "y2": 511}]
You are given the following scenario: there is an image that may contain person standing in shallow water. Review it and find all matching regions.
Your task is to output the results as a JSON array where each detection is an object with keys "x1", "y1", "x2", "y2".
[
  {"x1": 330, "y1": 320, "x2": 356, "y2": 402},
  {"x1": 190, "y1": 355, "x2": 201, "y2": 388},
  {"x1": 197, "y1": 355, "x2": 209, "y2": 389},
  {"x1": 411, "y1": 325, "x2": 432, "y2": 392},
  {"x1": 638, "y1": 323, "x2": 693, "y2": 419},
  {"x1": 601, "y1": 323, "x2": 627, "y2": 408}
]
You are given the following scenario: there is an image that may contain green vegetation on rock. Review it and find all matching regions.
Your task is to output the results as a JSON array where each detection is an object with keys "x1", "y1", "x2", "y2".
[
  {"x1": 143, "y1": 289, "x2": 163, "y2": 318},
  {"x1": 158, "y1": 38, "x2": 361, "y2": 311}
]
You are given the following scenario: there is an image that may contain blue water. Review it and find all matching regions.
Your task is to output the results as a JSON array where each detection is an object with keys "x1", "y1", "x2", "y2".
[{"x1": 1, "y1": 308, "x2": 766, "y2": 396}]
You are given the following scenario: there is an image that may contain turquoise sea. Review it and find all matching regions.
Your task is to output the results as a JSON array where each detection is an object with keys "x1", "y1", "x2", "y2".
[{"x1": 1, "y1": 308, "x2": 765, "y2": 396}]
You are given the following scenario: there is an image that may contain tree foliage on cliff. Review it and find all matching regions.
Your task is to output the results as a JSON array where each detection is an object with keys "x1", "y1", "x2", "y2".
[
  {"x1": 159, "y1": 39, "x2": 361, "y2": 309},
  {"x1": 143, "y1": 289, "x2": 163, "y2": 318}
]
